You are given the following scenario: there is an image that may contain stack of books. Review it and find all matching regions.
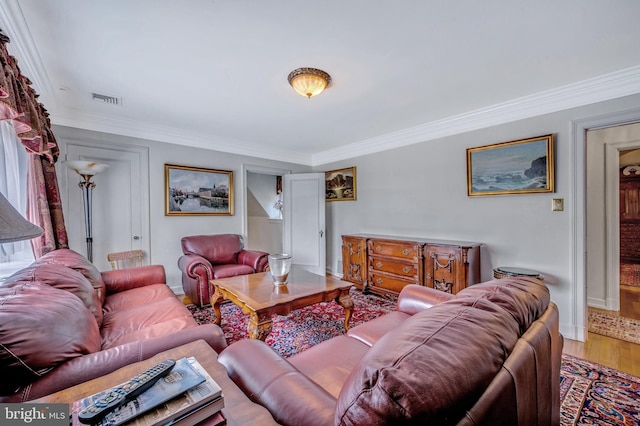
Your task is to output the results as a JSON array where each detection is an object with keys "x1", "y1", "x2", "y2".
[{"x1": 71, "y1": 357, "x2": 225, "y2": 426}]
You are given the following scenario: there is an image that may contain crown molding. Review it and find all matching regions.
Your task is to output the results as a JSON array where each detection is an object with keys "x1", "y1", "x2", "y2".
[
  {"x1": 51, "y1": 108, "x2": 311, "y2": 165},
  {"x1": 311, "y1": 65, "x2": 640, "y2": 166},
  {"x1": 0, "y1": 0, "x2": 55, "y2": 101},
  {"x1": 2, "y1": 2, "x2": 639, "y2": 167}
]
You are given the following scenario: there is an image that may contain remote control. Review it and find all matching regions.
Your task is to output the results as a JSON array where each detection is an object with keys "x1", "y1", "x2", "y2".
[{"x1": 77, "y1": 359, "x2": 176, "y2": 424}]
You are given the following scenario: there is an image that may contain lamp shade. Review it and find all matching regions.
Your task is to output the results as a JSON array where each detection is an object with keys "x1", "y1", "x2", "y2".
[
  {"x1": 287, "y1": 68, "x2": 331, "y2": 98},
  {"x1": 65, "y1": 160, "x2": 109, "y2": 176},
  {"x1": 0, "y1": 192, "x2": 43, "y2": 243}
]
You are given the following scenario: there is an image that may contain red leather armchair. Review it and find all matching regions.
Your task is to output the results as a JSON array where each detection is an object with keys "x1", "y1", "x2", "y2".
[{"x1": 178, "y1": 234, "x2": 269, "y2": 306}]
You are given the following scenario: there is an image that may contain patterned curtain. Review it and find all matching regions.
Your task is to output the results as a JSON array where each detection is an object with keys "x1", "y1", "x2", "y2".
[{"x1": 0, "y1": 29, "x2": 68, "y2": 256}]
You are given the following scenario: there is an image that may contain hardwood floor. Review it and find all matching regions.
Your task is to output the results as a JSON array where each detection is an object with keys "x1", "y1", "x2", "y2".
[{"x1": 562, "y1": 286, "x2": 640, "y2": 376}]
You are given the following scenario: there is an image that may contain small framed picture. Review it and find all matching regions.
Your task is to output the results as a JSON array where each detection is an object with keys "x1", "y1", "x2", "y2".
[
  {"x1": 325, "y1": 166, "x2": 357, "y2": 201},
  {"x1": 165, "y1": 164, "x2": 234, "y2": 215},
  {"x1": 467, "y1": 134, "x2": 554, "y2": 196}
]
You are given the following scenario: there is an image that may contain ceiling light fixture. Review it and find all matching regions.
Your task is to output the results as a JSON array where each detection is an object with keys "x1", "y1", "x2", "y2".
[{"x1": 287, "y1": 67, "x2": 331, "y2": 99}]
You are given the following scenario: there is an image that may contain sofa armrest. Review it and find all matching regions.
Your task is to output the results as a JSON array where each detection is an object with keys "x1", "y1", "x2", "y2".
[
  {"x1": 101, "y1": 265, "x2": 167, "y2": 294},
  {"x1": 397, "y1": 284, "x2": 454, "y2": 315},
  {"x1": 178, "y1": 254, "x2": 214, "y2": 280},
  {"x1": 3, "y1": 327, "x2": 225, "y2": 403},
  {"x1": 237, "y1": 250, "x2": 269, "y2": 272},
  {"x1": 219, "y1": 340, "x2": 335, "y2": 426}
]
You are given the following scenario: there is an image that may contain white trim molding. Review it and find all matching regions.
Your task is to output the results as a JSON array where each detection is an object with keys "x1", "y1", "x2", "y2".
[{"x1": 2, "y1": 1, "x2": 640, "y2": 166}]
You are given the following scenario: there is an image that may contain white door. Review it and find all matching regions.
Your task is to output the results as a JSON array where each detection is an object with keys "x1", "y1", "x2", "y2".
[
  {"x1": 282, "y1": 173, "x2": 325, "y2": 275},
  {"x1": 64, "y1": 144, "x2": 149, "y2": 271}
]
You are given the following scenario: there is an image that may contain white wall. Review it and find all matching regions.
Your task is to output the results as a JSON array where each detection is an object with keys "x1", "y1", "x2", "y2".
[
  {"x1": 317, "y1": 94, "x2": 640, "y2": 341},
  {"x1": 53, "y1": 125, "x2": 310, "y2": 291},
  {"x1": 52, "y1": 93, "x2": 640, "y2": 341}
]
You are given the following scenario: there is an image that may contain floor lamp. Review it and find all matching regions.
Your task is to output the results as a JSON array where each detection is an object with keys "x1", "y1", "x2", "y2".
[{"x1": 65, "y1": 161, "x2": 109, "y2": 262}]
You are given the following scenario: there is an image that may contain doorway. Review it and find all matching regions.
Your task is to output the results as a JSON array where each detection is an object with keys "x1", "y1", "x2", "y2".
[
  {"x1": 242, "y1": 164, "x2": 290, "y2": 254},
  {"x1": 63, "y1": 143, "x2": 150, "y2": 272},
  {"x1": 586, "y1": 123, "x2": 640, "y2": 313}
]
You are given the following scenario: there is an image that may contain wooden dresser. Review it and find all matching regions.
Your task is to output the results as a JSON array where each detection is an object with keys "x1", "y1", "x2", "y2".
[{"x1": 341, "y1": 234, "x2": 481, "y2": 298}]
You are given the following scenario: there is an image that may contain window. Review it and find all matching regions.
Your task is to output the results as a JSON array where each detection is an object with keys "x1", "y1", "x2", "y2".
[{"x1": 0, "y1": 120, "x2": 34, "y2": 279}]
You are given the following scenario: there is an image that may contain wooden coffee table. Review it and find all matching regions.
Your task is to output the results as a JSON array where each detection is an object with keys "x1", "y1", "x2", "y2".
[
  {"x1": 211, "y1": 267, "x2": 354, "y2": 341},
  {"x1": 35, "y1": 339, "x2": 278, "y2": 425}
]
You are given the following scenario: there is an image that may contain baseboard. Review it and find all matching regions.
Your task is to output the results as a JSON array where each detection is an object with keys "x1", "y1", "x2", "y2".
[{"x1": 587, "y1": 297, "x2": 607, "y2": 309}]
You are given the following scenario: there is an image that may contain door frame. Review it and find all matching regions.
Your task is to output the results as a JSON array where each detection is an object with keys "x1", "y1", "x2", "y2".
[
  {"x1": 605, "y1": 137, "x2": 640, "y2": 311},
  {"x1": 572, "y1": 107, "x2": 640, "y2": 341},
  {"x1": 59, "y1": 138, "x2": 150, "y2": 268},
  {"x1": 241, "y1": 164, "x2": 291, "y2": 243}
]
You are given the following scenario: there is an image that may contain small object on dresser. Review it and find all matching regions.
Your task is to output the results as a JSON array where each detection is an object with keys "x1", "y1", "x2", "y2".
[
  {"x1": 72, "y1": 357, "x2": 224, "y2": 426},
  {"x1": 493, "y1": 266, "x2": 544, "y2": 280}
]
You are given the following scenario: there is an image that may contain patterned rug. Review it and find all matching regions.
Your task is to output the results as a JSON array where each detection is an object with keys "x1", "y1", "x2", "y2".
[
  {"x1": 187, "y1": 287, "x2": 396, "y2": 357},
  {"x1": 560, "y1": 354, "x2": 640, "y2": 425},
  {"x1": 621, "y1": 263, "x2": 640, "y2": 287},
  {"x1": 187, "y1": 288, "x2": 640, "y2": 425},
  {"x1": 588, "y1": 309, "x2": 640, "y2": 345}
]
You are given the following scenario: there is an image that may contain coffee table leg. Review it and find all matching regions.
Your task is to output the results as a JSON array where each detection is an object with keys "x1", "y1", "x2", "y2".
[
  {"x1": 336, "y1": 290, "x2": 354, "y2": 331},
  {"x1": 248, "y1": 311, "x2": 272, "y2": 341},
  {"x1": 210, "y1": 288, "x2": 224, "y2": 326}
]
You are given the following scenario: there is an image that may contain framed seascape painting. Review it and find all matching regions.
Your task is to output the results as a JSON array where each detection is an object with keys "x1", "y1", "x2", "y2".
[
  {"x1": 325, "y1": 166, "x2": 357, "y2": 201},
  {"x1": 466, "y1": 134, "x2": 554, "y2": 196},
  {"x1": 165, "y1": 164, "x2": 234, "y2": 215}
]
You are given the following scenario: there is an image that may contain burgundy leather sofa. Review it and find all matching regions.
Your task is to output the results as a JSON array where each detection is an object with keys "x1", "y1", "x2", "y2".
[
  {"x1": 219, "y1": 277, "x2": 563, "y2": 425},
  {"x1": 0, "y1": 249, "x2": 227, "y2": 402},
  {"x1": 178, "y1": 234, "x2": 269, "y2": 306}
]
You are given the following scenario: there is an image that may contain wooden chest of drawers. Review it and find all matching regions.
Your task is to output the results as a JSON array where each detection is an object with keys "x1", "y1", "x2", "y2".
[
  {"x1": 341, "y1": 234, "x2": 481, "y2": 298},
  {"x1": 367, "y1": 238, "x2": 423, "y2": 298},
  {"x1": 341, "y1": 235, "x2": 367, "y2": 290}
]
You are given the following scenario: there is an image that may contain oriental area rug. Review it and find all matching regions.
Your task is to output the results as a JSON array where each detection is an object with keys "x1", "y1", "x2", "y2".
[
  {"x1": 187, "y1": 288, "x2": 640, "y2": 425},
  {"x1": 588, "y1": 309, "x2": 640, "y2": 345},
  {"x1": 620, "y1": 263, "x2": 640, "y2": 287}
]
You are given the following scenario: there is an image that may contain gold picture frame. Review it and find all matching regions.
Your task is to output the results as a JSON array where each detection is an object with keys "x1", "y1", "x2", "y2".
[
  {"x1": 325, "y1": 167, "x2": 357, "y2": 201},
  {"x1": 466, "y1": 134, "x2": 554, "y2": 196},
  {"x1": 165, "y1": 164, "x2": 234, "y2": 215}
]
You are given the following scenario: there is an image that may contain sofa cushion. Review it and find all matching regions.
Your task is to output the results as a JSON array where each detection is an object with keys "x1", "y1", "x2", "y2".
[
  {"x1": 181, "y1": 234, "x2": 242, "y2": 264},
  {"x1": 346, "y1": 311, "x2": 411, "y2": 347},
  {"x1": 102, "y1": 283, "x2": 177, "y2": 314},
  {"x1": 457, "y1": 277, "x2": 549, "y2": 333},
  {"x1": 289, "y1": 335, "x2": 371, "y2": 398},
  {"x1": 213, "y1": 264, "x2": 255, "y2": 279},
  {"x1": 0, "y1": 281, "x2": 101, "y2": 395},
  {"x1": 335, "y1": 298, "x2": 520, "y2": 425},
  {"x1": 36, "y1": 249, "x2": 107, "y2": 304},
  {"x1": 6, "y1": 263, "x2": 103, "y2": 326},
  {"x1": 100, "y1": 285, "x2": 201, "y2": 349}
]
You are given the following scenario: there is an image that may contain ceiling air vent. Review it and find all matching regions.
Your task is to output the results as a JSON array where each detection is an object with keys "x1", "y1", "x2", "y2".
[{"x1": 91, "y1": 92, "x2": 122, "y2": 106}]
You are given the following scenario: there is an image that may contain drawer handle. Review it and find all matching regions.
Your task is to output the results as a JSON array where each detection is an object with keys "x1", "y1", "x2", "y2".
[
  {"x1": 375, "y1": 246, "x2": 382, "y2": 251},
  {"x1": 376, "y1": 278, "x2": 383, "y2": 284},
  {"x1": 403, "y1": 266, "x2": 411, "y2": 273},
  {"x1": 376, "y1": 261, "x2": 383, "y2": 268},
  {"x1": 402, "y1": 249, "x2": 410, "y2": 255}
]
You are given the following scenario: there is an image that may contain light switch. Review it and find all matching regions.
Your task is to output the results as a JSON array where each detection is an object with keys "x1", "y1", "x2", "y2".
[{"x1": 552, "y1": 198, "x2": 564, "y2": 211}]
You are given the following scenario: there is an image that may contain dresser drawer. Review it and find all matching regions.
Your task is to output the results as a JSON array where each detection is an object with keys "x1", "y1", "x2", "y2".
[
  {"x1": 368, "y1": 272, "x2": 416, "y2": 296},
  {"x1": 368, "y1": 239, "x2": 421, "y2": 260},
  {"x1": 369, "y1": 256, "x2": 419, "y2": 279}
]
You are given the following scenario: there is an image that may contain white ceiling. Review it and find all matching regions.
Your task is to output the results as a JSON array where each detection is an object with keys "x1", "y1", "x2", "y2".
[{"x1": 1, "y1": 0, "x2": 640, "y2": 165}]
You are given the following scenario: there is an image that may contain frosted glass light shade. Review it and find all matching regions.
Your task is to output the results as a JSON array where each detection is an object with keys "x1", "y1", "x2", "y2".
[
  {"x1": 65, "y1": 161, "x2": 109, "y2": 176},
  {"x1": 288, "y1": 68, "x2": 331, "y2": 98}
]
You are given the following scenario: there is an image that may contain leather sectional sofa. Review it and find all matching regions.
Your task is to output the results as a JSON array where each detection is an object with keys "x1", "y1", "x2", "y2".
[
  {"x1": 220, "y1": 277, "x2": 563, "y2": 425},
  {"x1": 0, "y1": 249, "x2": 227, "y2": 402}
]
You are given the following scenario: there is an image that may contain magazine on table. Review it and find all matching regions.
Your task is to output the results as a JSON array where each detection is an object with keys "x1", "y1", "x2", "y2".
[{"x1": 71, "y1": 357, "x2": 223, "y2": 426}]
